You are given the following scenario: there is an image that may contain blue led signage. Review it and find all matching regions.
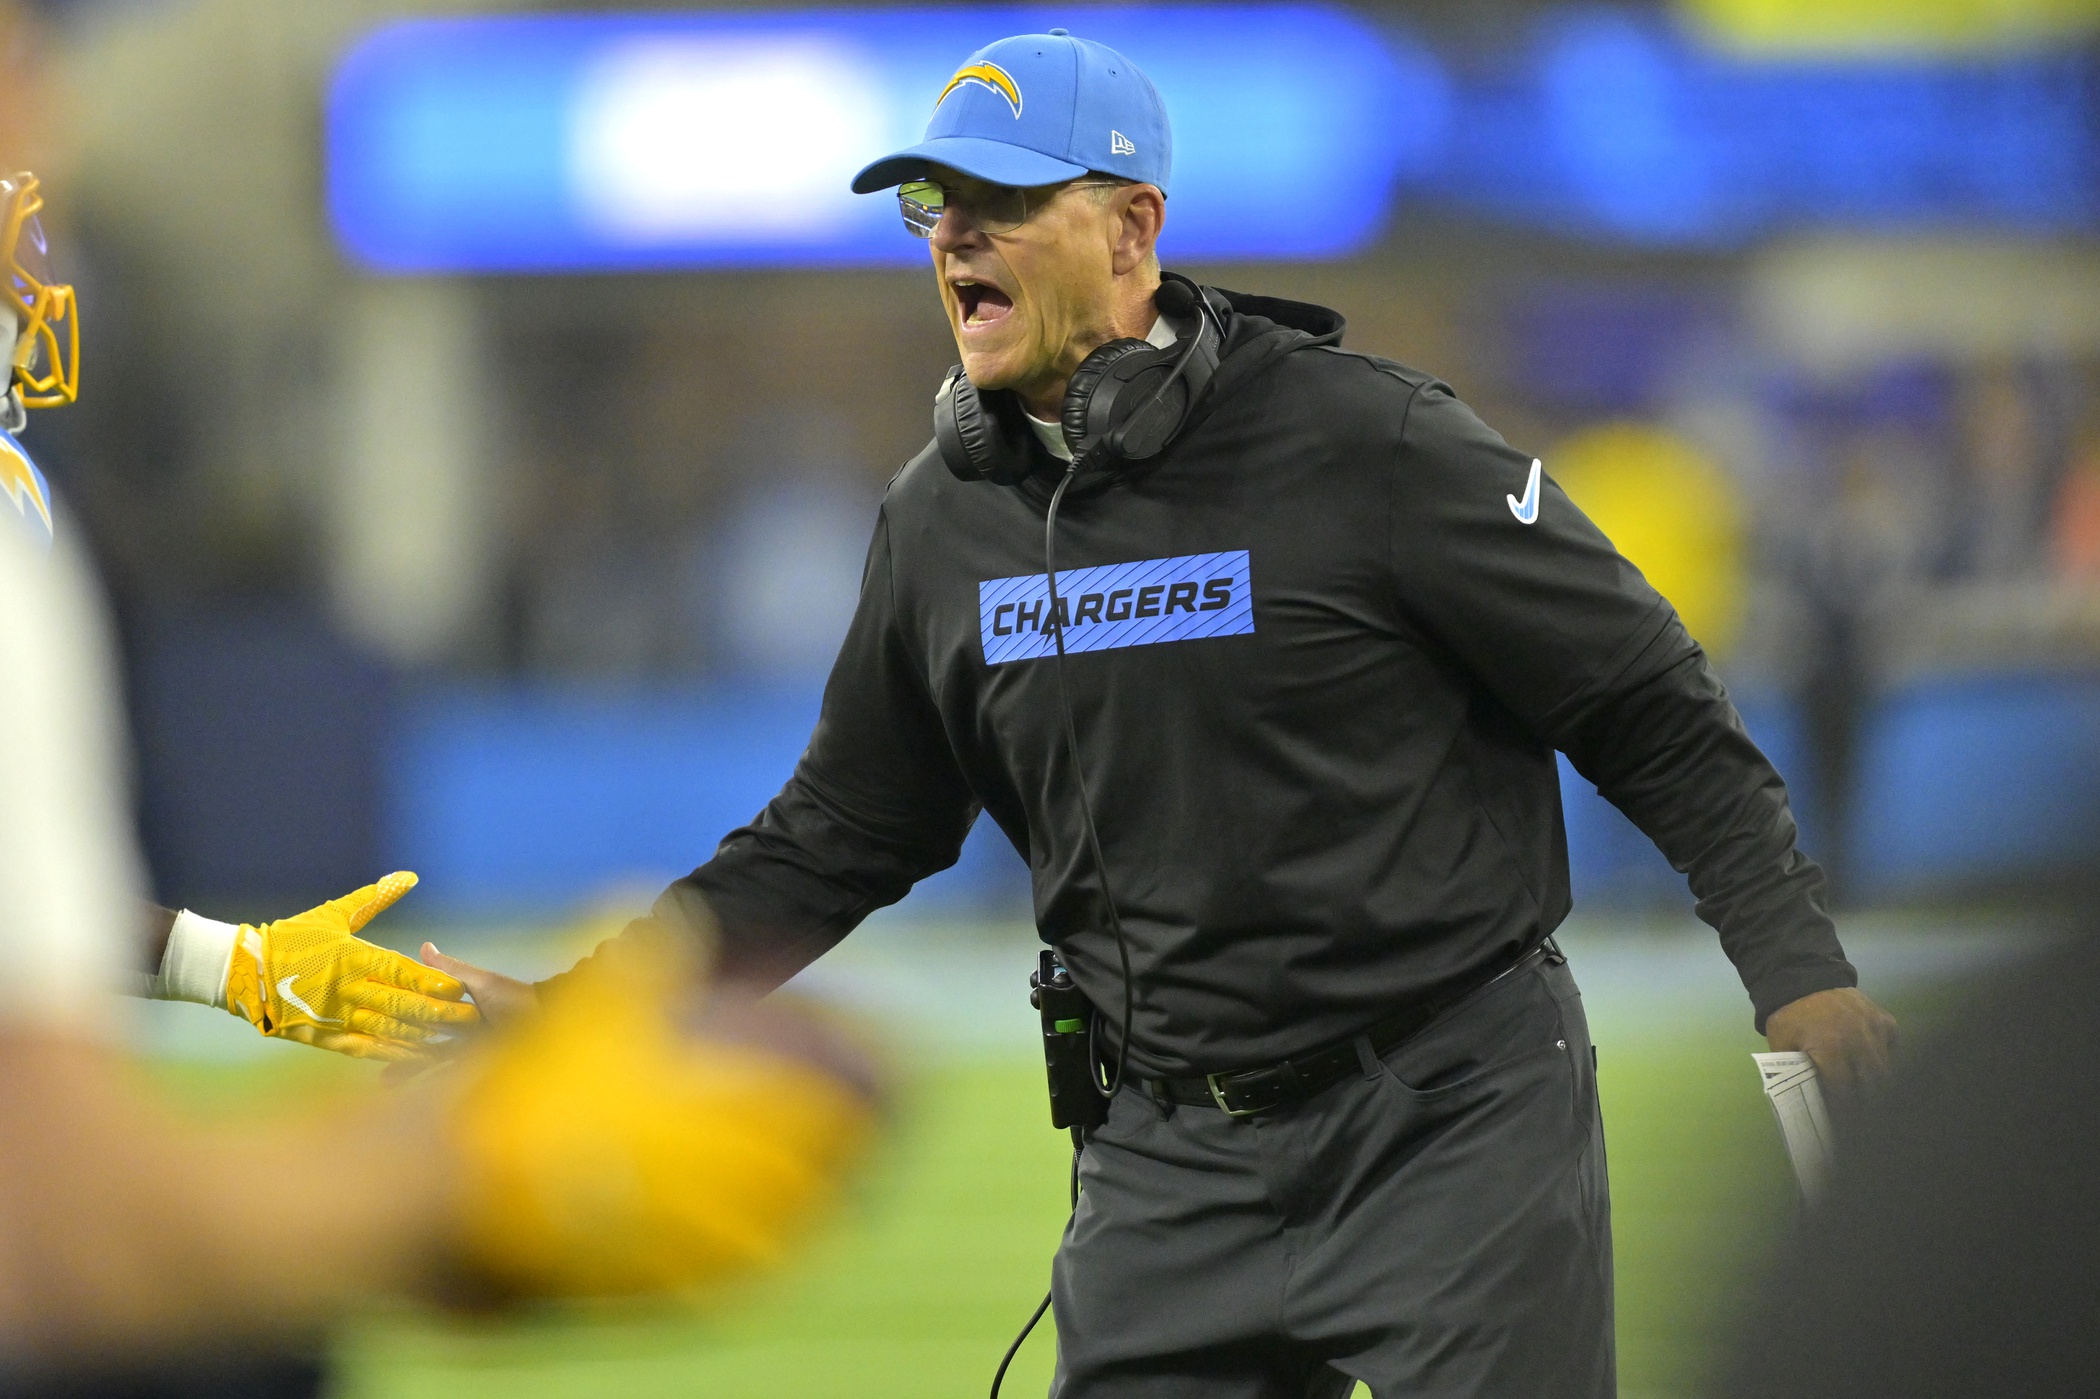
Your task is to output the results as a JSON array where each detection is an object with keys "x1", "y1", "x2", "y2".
[
  {"x1": 327, "y1": 6, "x2": 1444, "y2": 272},
  {"x1": 326, "y1": 5, "x2": 2098, "y2": 270},
  {"x1": 1432, "y1": 9, "x2": 2097, "y2": 245}
]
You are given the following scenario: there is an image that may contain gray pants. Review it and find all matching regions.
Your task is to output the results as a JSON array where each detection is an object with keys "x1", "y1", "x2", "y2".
[{"x1": 1051, "y1": 957, "x2": 1612, "y2": 1399}]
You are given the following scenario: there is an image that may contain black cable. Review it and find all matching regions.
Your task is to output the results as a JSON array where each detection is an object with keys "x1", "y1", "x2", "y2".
[
  {"x1": 989, "y1": 462, "x2": 1142, "y2": 1399},
  {"x1": 1043, "y1": 460, "x2": 1137, "y2": 1101},
  {"x1": 989, "y1": 1145, "x2": 1082, "y2": 1399},
  {"x1": 989, "y1": 1290, "x2": 1051, "y2": 1399},
  {"x1": 990, "y1": 299, "x2": 1214, "y2": 1397}
]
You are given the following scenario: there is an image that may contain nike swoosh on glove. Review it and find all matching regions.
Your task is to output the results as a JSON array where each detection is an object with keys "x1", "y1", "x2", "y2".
[{"x1": 223, "y1": 873, "x2": 481, "y2": 1062}]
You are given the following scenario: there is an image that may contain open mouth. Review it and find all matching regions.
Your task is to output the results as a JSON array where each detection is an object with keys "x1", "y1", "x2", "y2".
[{"x1": 952, "y1": 278, "x2": 1014, "y2": 327}]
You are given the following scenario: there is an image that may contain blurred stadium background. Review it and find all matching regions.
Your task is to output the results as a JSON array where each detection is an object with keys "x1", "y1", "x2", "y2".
[{"x1": 8, "y1": 0, "x2": 2098, "y2": 1392}]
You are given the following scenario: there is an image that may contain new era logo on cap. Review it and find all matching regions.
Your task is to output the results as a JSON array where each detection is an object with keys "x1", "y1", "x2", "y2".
[{"x1": 850, "y1": 28, "x2": 1172, "y2": 196}]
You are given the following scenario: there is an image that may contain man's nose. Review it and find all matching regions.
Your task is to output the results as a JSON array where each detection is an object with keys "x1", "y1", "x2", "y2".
[{"x1": 929, "y1": 205, "x2": 982, "y2": 252}]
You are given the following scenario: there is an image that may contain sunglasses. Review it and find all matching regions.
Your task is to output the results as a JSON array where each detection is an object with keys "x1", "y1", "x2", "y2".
[{"x1": 898, "y1": 177, "x2": 1124, "y2": 238}]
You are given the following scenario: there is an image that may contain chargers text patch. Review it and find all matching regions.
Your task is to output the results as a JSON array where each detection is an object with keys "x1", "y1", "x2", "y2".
[{"x1": 979, "y1": 550, "x2": 1254, "y2": 665}]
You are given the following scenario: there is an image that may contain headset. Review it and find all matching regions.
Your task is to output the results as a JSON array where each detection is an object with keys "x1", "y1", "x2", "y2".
[
  {"x1": 935, "y1": 274, "x2": 1222, "y2": 485},
  {"x1": 944, "y1": 275, "x2": 1227, "y2": 1399}
]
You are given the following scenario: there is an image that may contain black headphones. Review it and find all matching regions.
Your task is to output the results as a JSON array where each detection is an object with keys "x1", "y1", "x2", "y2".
[{"x1": 935, "y1": 275, "x2": 1223, "y2": 487}]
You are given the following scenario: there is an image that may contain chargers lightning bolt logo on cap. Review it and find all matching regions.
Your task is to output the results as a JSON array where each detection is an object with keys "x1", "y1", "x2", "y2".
[
  {"x1": 936, "y1": 61, "x2": 1022, "y2": 117},
  {"x1": 1507, "y1": 458, "x2": 1543, "y2": 525}
]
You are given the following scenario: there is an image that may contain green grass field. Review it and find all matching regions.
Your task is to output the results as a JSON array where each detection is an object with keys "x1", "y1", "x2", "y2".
[
  {"x1": 153, "y1": 1019, "x2": 1795, "y2": 1399},
  {"x1": 148, "y1": 911, "x2": 2025, "y2": 1398}
]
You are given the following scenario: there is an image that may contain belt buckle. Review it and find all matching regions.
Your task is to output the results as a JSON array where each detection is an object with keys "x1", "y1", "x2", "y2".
[{"x1": 1206, "y1": 1071, "x2": 1262, "y2": 1117}]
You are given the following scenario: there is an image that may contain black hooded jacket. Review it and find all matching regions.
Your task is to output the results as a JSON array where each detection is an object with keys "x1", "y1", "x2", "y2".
[{"x1": 645, "y1": 285, "x2": 1854, "y2": 1076}]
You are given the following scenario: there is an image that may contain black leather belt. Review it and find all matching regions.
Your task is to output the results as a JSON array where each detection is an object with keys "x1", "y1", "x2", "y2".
[{"x1": 1145, "y1": 941, "x2": 1561, "y2": 1117}]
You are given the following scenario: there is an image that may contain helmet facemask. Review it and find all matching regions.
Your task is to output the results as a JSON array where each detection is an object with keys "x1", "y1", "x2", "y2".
[{"x1": 0, "y1": 173, "x2": 79, "y2": 410}]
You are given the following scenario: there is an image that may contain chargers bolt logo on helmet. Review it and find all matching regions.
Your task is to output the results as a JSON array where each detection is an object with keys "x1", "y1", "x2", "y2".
[
  {"x1": 0, "y1": 173, "x2": 79, "y2": 411},
  {"x1": 1, "y1": 433, "x2": 51, "y2": 528},
  {"x1": 937, "y1": 61, "x2": 1022, "y2": 118},
  {"x1": 0, "y1": 427, "x2": 54, "y2": 549}
]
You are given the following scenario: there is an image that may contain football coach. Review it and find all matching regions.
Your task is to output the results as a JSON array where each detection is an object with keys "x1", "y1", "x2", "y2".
[{"x1": 437, "y1": 29, "x2": 1898, "y2": 1399}]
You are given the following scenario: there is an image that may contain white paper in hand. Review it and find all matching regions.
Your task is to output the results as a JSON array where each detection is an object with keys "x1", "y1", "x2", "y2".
[{"x1": 1754, "y1": 1051, "x2": 1835, "y2": 1205}]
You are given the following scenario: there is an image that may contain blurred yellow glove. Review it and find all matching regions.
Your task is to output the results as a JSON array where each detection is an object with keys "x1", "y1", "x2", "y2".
[
  {"x1": 449, "y1": 937, "x2": 879, "y2": 1299},
  {"x1": 222, "y1": 872, "x2": 481, "y2": 1062}
]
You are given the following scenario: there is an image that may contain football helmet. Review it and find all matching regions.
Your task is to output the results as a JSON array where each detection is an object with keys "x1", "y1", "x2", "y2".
[{"x1": 0, "y1": 173, "x2": 78, "y2": 409}]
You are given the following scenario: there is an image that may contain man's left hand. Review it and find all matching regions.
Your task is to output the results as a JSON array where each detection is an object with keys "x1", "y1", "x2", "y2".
[{"x1": 1765, "y1": 987, "x2": 1897, "y2": 1099}]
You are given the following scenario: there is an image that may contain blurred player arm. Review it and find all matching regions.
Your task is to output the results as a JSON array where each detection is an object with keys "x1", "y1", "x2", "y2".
[
  {"x1": 0, "y1": 524, "x2": 881, "y2": 1363},
  {"x1": 1388, "y1": 381, "x2": 1892, "y2": 1081},
  {"x1": 538, "y1": 507, "x2": 979, "y2": 1002},
  {"x1": 0, "y1": 528, "x2": 441, "y2": 1352},
  {"x1": 0, "y1": 1029, "x2": 449, "y2": 1355},
  {"x1": 1, "y1": 956, "x2": 882, "y2": 1359}
]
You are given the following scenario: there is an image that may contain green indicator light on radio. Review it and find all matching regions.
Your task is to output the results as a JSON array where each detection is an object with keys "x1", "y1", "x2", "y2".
[{"x1": 1053, "y1": 1018, "x2": 1085, "y2": 1034}]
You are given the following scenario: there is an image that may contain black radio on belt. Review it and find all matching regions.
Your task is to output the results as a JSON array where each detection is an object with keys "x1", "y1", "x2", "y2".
[{"x1": 1030, "y1": 950, "x2": 1110, "y2": 1132}]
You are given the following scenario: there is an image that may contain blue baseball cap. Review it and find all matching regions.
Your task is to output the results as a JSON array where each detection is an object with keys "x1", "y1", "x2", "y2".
[{"x1": 851, "y1": 30, "x2": 1172, "y2": 195}]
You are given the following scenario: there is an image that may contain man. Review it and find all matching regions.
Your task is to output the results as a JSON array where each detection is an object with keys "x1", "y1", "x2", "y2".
[
  {"x1": 440, "y1": 30, "x2": 1897, "y2": 1398},
  {"x1": 0, "y1": 170, "x2": 476, "y2": 1064}
]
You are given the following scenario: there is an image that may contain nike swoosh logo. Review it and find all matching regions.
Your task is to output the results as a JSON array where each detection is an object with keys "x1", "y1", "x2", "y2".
[
  {"x1": 1507, "y1": 458, "x2": 1542, "y2": 525},
  {"x1": 277, "y1": 975, "x2": 343, "y2": 1025}
]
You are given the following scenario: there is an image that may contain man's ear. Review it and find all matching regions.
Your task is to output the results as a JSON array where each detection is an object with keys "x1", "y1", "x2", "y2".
[{"x1": 1109, "y1": 184, "x2": 1165, "y2": 277}]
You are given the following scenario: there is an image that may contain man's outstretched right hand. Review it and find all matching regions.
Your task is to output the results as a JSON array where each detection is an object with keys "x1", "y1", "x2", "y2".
[{"x1": 418, "y1": 943, "x2": 539, "y2": 1027}]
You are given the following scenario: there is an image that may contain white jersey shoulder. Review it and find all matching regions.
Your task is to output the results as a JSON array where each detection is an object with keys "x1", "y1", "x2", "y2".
[{"x1": 0, "y1": 519, "x2": 142, "y2": 1027}]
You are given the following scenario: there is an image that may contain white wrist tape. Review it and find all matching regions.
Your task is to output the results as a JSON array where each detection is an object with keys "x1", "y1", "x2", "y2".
[{"x1": 154, "y1": 909, "x2": 240, "y2": 1007}]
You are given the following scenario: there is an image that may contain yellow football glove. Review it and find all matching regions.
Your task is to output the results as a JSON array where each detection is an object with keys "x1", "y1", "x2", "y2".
[
  {"x1": 448, "y1": 937, "x2": 879, "y2": 1299},
  {"x1": 222, "y1": 872, "x2": 481, "y2": 1062}
]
